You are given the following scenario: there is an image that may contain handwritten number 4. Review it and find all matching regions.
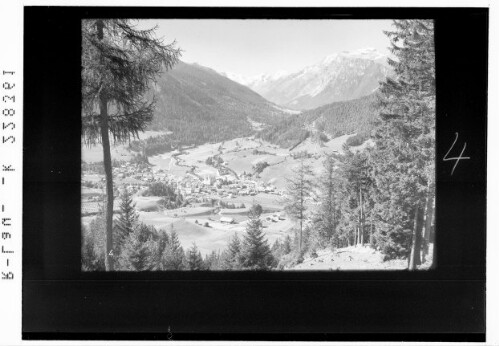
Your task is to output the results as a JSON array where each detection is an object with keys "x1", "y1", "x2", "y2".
[{"x1": 443, "y1": 132, "x2": 470, "y2": 175}]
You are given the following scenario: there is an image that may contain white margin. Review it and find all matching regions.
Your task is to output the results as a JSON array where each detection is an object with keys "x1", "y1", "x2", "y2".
[
  {"x1": 0, "y1": 0, "x2": 495, "y2": 345},
  {"x1": 0, "y1": 0, "x2": 23, "y2": 346}
]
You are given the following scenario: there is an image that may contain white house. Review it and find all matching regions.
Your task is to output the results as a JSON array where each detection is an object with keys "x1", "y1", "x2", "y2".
[{"x1": 220, "y1": 217, "x2": 236, "y2": 224}]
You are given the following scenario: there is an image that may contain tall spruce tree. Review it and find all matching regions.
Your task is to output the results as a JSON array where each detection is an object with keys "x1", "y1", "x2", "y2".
[
  {"x1": 372, "y1": 20, "x2": 435, "y2": 268},
  {"x1": 239, "y1": 208, "x2": 275, "y2": 270},
  {"x1": 82, "y1": 20, "x2": 180, "y2": 270},
  {"x1": 284, "y1": 159, "x2": 315, "y2": 255}
]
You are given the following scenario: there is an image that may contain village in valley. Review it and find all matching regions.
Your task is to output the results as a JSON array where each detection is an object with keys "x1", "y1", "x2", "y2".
[{"x1": 82, "y1": 133, "x2": 358, "y2": 258}]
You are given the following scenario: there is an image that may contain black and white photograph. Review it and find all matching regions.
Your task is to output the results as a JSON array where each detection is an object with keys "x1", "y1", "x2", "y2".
[
  {"x1": 81, "y1": 19, "x2": 436, "y2": 271},
  {"x1": 17, "y1": 4, "x2": 490, "y2": 342}
]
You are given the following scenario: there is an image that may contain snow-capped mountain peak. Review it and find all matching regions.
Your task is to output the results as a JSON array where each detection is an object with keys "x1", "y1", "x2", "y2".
[
  {"x1": 322, "y1": 48, "x2": 387, "y2": 65},
  {"x1": 220, "y1": 69, "x2": 290, "y2": 86},
  {"x1": 219, "y1": 48, "x2": 391, "y2": 110}
]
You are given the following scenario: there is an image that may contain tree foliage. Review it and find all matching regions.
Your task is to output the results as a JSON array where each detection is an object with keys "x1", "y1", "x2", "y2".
[
  {"x1": 81, "y1": 223, "x2": 105, "y2": 271},
  {"x1": 82, "y1": 19, "x2": 180, "y2": 145},
  {"x1": 117, "y1": 223, "x2": 158, "y2": 271},
  {"x1": 160, "y1": 227, "x2": 187, "y2": 270},
  {"x1": 284, "y1": 159, "x2": 315, "y2": 254},
  {"x1": 258, "y1": 93, "x2": 377, "y2": 148},
  {"x1": 239, "y1": 208, "x2": 276, "y2": 270},
  {"x1": 371, "y1": 19, "x2": 435, "y2": 265},
  {"x1": 114, "y1": 187, "x2": 139, "y2": 255},
  {"x1": 81, "y1": 19, "x2": 180, "y2": 271},
  {"x1": 313, "y1": 155, "x2": 342, "y2": 247},
  {"x1": 221, "y1": 233, "x2": 242, "y2": 270},
  {"x1": 279, "y1": 20, "x2": 436, "y2": 270},
  {"x1": 187, "y1": 243, "x2": 205, "y2": 270}
]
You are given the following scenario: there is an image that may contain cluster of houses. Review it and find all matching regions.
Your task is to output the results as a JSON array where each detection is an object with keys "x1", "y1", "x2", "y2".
[
  {"x1": 82, "y1": 161, "x2": 283, "y2": 207},
  {"x1": 177, "y1": 173, "x2": 280, "y2": 202}
]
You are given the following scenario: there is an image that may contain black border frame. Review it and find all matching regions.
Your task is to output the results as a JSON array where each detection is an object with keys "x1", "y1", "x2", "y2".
[{"x1": 23, "y1": 6, "x2": 487, "y2": 341}]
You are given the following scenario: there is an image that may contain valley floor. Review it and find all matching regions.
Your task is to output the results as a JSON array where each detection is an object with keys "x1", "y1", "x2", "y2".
[{"x1": 82, "y1": 133, "x2": 428, "y2": 269}]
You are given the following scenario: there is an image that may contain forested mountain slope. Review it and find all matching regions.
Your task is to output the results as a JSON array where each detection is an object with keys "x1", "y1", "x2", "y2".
[
  {"x1": 148, "y1": 62, "x2": 289, "y2": 145},
  {"x1": 258, "y1": 93, "x2": 378, "y2": 148}
]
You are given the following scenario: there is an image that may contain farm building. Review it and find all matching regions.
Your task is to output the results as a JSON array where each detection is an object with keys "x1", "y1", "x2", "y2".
[{"x1": 220, "y1": 217, "x2": 236, "y2": 224}]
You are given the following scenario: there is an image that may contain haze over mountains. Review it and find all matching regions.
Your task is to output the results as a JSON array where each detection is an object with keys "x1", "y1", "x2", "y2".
[{"x1": 221, "y1": 48, "x2": 390, "y2": 110}]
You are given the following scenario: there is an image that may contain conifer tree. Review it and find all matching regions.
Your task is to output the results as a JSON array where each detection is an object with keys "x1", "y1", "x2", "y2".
[
  {"x1": 271, "y1": 239, "x2": 282, "y2": 259},
  {"x1": 239, "y1": 208, "x2": 275, "y2": 270},
  {"x1": 222, "y1": 233, "x2": 242, "y2": 270},
  {"x1": 117, "y1": 223, "x2": 158, "y2": 271},
  {"x1": 187, "y1": 243, "x2": 204, "y2": 271},
  {"x1": 340, "y1": 149, "x2": 373, "y2": 247},
  {"x1": 160, "y1": 227, "x2": 185, "y2": 270},
  {"x1": 82, "y1": 20, "x2": 180, "y2": 270},
  {"x1": 315, "y1": 154, "x2": 342, "y2": 247},
  {"x1": 82, "y1": 224, "x2": 105, "y2": 271},
  {"x1": 282, "y1": 235, "x2": 292, "y2": 255},
  {"x1": 371, "y1": 20, "x2": 435, "y2": 268},
  {"x1": 86, "y1": 203, "x2": 107, "y2": 265},
  {"x1": 204, "y1": 250, "x2": 221, "y2": 270},
  {"x1": 284, "y1": 159, "x2": 315, "y2": 255},
  {"x1": 114, "y1": 187, "x2": 139, "y2": 256},
  {"x1": 156, "y1": 229, "x2": 170, "y2": 264}
]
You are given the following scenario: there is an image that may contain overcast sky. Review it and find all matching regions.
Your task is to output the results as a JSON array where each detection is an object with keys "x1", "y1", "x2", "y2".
[{"x1": 139, "y1": 19, "x2": 393, "y2": 76}]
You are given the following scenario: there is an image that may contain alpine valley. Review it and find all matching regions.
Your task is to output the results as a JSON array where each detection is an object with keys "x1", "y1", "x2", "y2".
[
  {"x1": 82, "y1": 47, "x2": 413, "y2": 270},
  {"x1": 82, "y1": 19, "x2": 436, "y2": 273}
]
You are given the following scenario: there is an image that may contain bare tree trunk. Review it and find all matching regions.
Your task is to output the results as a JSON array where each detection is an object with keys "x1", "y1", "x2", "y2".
[
  {"x1": 431, "y1": 221, "x2": 437, "y2": 268},
  {"x1": 97, "y1": 20, "x2": 114, "y2": 271},
  {"x1": 141, "y1": 142, "x2": 150, "y2": 164},
  {"x1": 370, "y1": 217, "x2": 374, "y2": 247},
  {"x1": 359, "y1": 187, "x2": 364, "y2": 245},
  {"x1": 299, "y1": 218, "x2": 303, "y2": 254},
  {"x1": 100, "y1": 95, "x2": 114, "y2": 271},
  {"x1": 422, "y1": 188, "x2": 435, "y2": 263},
  {"x1": 331, "y1": 204, "x2": 335, "y2": 243},
  {"x1": 299, "y1": 173, "x2": 304, "y2": 255},
  {"x1": 408, "y1": 204, "x2": 423, "y2": 270},
  {"x1": 357, "y1": 188, "x2": 360, "y2": 246}
]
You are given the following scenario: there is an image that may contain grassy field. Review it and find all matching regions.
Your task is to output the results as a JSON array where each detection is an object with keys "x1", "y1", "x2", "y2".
[{"x1": 137, "y1": 204, "x2": 294, "y2": 256}]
